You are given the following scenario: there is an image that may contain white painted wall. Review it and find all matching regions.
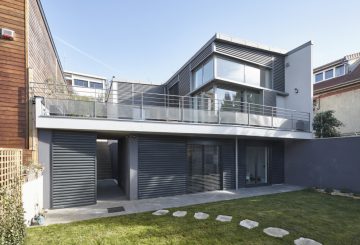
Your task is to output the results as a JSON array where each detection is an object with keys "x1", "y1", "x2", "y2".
[
  {"x1": 284, "y1": 42, "x2": 313, "y2": 129},
  {"x1": 22, "y1": 176, "x2": 43, "y2": 226}
]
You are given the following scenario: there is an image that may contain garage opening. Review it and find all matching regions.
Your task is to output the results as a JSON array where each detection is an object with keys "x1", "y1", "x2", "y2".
[{"x1": 96, "y1": 138, "x2": 127, "y2": 201}]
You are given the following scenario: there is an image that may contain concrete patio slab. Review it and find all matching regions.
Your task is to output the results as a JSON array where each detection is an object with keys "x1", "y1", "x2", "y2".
[{"x1": 43, "y1": 184, "x2": 304, "y2": 225}]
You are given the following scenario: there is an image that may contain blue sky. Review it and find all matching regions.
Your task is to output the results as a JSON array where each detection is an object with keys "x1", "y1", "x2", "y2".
[{"x1": 42, "y1": 0, "x2": 360, "y2": 84}]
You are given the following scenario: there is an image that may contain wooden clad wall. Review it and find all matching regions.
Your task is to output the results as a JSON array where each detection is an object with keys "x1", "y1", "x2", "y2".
[
  {"x1": 0, "y1": 0, "x2": 27, "y2": 149},
  {"x1": 28, "y1": 0, "x2": 64, "y2": 88}
]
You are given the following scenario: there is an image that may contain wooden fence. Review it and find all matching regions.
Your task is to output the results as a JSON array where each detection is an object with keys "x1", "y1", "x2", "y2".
[{"x1": 0, "y1": 148, "x2": 22, "y2": 188}]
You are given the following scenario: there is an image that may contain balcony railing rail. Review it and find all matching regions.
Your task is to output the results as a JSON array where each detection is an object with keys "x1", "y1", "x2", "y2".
[{"x1": 32, "y1": 82, "x2": 311, "y2": 132}]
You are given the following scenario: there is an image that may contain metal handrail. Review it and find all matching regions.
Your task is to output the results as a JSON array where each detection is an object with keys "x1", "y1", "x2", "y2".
[{"x1": 32, "y1": 81, "x2": 311, "y2": 132}]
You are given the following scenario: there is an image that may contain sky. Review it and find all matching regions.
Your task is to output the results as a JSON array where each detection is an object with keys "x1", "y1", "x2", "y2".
[{"x1": 42, "y1": 0, "x2": 360, "y2": 85}]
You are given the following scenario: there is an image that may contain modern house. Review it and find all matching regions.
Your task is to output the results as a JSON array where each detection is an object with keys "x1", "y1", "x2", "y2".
[
  {"x1": 34, "y1": 33, "x2": 313, "y2": 209},
  {"x1": 313, "y1": 52, "x2": 360, "y2": 136}
]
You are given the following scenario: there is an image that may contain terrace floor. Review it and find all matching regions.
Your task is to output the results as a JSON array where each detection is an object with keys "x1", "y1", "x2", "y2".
[{"x1": 43, "y1": 184, "x2": 303, "y2": 225}]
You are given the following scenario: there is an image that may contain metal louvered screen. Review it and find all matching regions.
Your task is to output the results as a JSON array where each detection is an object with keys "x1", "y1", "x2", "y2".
[
  {"x1": 51, "y1": 131, "x2": 97, "y2": 209},
  {"x1": 138, "y1": 137, "x2": 187, "y2": 199}
]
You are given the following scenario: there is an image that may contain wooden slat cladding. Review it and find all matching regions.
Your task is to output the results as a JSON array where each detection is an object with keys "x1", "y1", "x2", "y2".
[
  {"x1": 0, "y1": 0, "x2": 27, "y2": 149},
  {"x1": 28, "y1": 0, "x2": 64, "y2": 88}
]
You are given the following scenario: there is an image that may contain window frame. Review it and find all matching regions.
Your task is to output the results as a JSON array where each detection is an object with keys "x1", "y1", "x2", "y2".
[{"x1": 324, "y1": 69, "x2": 334, "y2": 80}]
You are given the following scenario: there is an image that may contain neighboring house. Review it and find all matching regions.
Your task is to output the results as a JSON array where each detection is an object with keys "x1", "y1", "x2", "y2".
[
  {"x1": 0, "y1": 0, "x2": 65, "y2": 163},
  {"x1": 313, "y1": 52, "x2": 360, "y2": 136},
  {"x1": 64, "y1": 71, "x2": 107, "y2": 100},
  {"x1": 34, "y1": 33, "x2": 313, "y2": 209}
]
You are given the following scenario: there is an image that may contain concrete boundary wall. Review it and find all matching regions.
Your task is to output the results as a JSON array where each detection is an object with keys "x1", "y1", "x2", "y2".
[{"x1": 285, "y1": 136, "x2": 360, "y2": 193}]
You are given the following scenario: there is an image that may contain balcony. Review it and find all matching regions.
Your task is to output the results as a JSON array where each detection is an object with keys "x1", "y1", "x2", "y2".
[{"x1": 37, "y1": 91, "x2": 310, "y2": 133}]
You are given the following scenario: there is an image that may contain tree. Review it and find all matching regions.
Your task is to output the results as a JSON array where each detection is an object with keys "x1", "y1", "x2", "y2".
[{"x1": 313, "y1": 110, "x2": 344, "y2": 138}]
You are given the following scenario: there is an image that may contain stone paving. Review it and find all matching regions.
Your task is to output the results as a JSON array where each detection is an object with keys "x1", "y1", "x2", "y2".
[
  {"x1": 194, "y1": 212, "x2": 209, "y2": 220},
  {"x1": 151, "y1": 209, "x2": 322, "y2": 245},
  {"x1": 239, "y1": 219, "x2": 259, "y2": 229},
  {"x1": 215, "y1": 215, "x2": 232, "y2": 222},
  {"x1": 263, "y1": 227, "x2": 289, "y2": 238}
]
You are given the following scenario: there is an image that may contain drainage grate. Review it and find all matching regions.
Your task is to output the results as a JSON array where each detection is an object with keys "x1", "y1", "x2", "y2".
[{"x1": 107, "y1": 206, "x2": 125, "y2": 213}]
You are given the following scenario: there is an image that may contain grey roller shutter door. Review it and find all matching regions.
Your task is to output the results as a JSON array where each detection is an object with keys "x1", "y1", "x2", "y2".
[{"x1": 51, "y1": 131, "x2": 97, "y2": 209}]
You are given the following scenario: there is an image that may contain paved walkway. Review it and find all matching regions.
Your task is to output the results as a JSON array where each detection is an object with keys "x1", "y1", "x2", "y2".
[{"x1": 44, "y1": 184, "x2": 304, "y2": 225}]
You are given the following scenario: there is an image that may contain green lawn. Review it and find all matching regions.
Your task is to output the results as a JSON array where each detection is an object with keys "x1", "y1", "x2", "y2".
[{"x1": 26, "y1": 190, "x2": 360, "y2": 245}]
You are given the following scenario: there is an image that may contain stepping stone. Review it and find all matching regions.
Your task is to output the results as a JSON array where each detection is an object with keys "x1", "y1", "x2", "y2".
[
  {"x1": 152, "y1": 210, "x2": 169, "y2": 216},
  {"x1": 263, "y1": 227, "x2": 289, "y2": 238},
  {"x1": 239, "y1": 219, "x2": 259, "y2": 229},
  {"x1": 194, "y1": 212, "x2": 209, "y2": 220},
  {"x1": 172, "y1": 211, "x2": 187, "y2": 217},
  {"x1": 294, "y1": 237, "x2": 322, "y2": 245},
  {"x1": 215, "y1": 215, "x2": 232, "y2": 222}
]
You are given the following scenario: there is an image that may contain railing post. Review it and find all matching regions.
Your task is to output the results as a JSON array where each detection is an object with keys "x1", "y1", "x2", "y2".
[
  {"x1": 271, "y1": 107, "x2": 274, "y2": 128},
  {"x1": 94, "y1": 100, "x2": 96, "y2": 118},
  {"x1": 291, "y1": 112, "x2": 294, "y2": 131},
  {"x1": 247, "y1": 103, "x2": 250, "y2": 125},
  {"x1": 182, "y1": 96, "x2": 184, "y2": 122},
  {"x1": 141, "y1": 92, "x2": 144, "y2": 120},
  {"x1": 217, "y1": 100, "x2": 221, "y2": 124},
  {"x1": 178, "y1": 96, "x2": 181, "y2": 121}
]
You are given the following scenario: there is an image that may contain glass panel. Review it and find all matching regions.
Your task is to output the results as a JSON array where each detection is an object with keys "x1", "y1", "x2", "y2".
[
  {"x1": 193, "y1": 68, "x2": 203, "y2": 89},
  {"x1": 89, "y1": 82, "x2": 103, "y2": 89},
  {"x1": 74, "y1": 79, "x2": 88, "y2": 87},
  {"x1": 246, "y1": 146, "x2": 268, "y2": 185},
  {"x1": 335, "y1": 65, "x2": 345, "y2": 77},
  {"x1": 217, "y1": 58, "x2": 245, "y2": 83},
  {"x1": 260, "y1": 69, "x2": 272, "y2": 89},
  {"x1": 203, "y1": 145, "x2": 220, "y2": 191},
  {"x1": 245, "y1": 65, "x2": 261, "y2": 86},
  {"x1": 315, "y1": 73, "x2": 323, "y2": 83},
  {"x1": 188, "y1": 145, "x2": 204, "y2": 193},
  {"x1": 187, "y1": 144, "x2": 221, "y2": 193},
  {"x1": 202, "y1": 59, "x2": 214, "y2": 84},
  {"x1": 325, "y1": 69, "x2": 334, "y2": 79}
]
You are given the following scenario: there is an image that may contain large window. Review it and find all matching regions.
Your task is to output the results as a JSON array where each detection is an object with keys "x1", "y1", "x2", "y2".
[
  {"x1": 216, "y1": 57, "x2": 272, "y2": 89},
  {"x1": 187, "y1": 144, "x2": 221, "y2": 193},
  {"x1": 192, "y1": 58, "x2": 214, "y2": 90},
  {"x1": 246, "y1": 146, "x2": 268, "y2": 185},
  {"x1": 74, "y1": 79, "x2": 88, "y2": 87}
]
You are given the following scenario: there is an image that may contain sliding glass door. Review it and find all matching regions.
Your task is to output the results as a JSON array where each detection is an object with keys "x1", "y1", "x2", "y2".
[
  {"x1": 246, "y1": 146, "x2": 268, "y2": 185},
  {"x1": 188, "y1": 144, "x2": 221, "y2": 193}
]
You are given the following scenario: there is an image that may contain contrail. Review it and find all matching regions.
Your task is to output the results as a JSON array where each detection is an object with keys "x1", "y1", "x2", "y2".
[{"x1": 54, "y1": 36, "x2": 119, "y2": 74}]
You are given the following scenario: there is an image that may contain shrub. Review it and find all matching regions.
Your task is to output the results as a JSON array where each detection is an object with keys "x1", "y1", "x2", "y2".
[
  {"x1": 313, "y1": 110, "x2": 344, "y2": 138},
  {"x1": 0, "y1": 178, "x2": 26, "y2": 245}
]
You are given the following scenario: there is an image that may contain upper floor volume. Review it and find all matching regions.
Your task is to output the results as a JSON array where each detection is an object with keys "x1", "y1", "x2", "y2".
[{"x1": 163, "y1": 33, "x2": 313, "y2": 115}]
